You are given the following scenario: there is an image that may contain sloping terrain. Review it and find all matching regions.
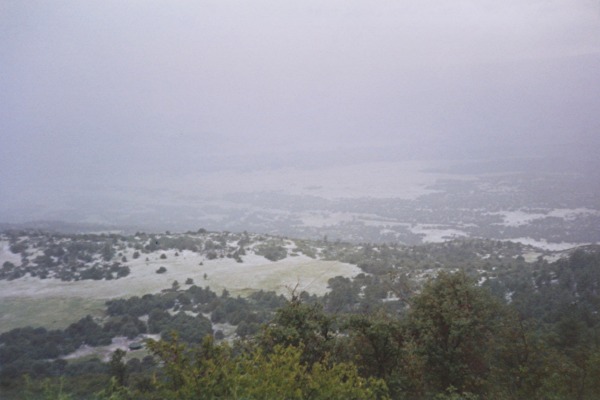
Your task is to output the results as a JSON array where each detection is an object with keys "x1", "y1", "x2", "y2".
[{"x1": 0, "y1": 231, "x2": 359, "y2": 332}]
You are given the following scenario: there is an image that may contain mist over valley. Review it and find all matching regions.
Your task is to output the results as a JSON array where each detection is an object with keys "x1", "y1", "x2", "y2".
[{"x1": 2, "y1": 1, "x2": 600, "y2": 398}]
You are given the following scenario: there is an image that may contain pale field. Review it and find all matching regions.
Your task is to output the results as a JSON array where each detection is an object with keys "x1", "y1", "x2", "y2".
[
  {"x1": 490, "y1": 208, "x2": 600, "y2": 227},
  {"x1": 0, "y1": 296, "x2": 106, "y2": 332},
  {"x1": 409, "y1": 224, "x2": 468, "y2": 243},
  {"x1": 522, "y1": 251, "x2": 563, "y2": 263},
  {"x1": 0, "y1": 240, "x2": 21, "y2": 265},
  {"x1": 299, "y1": 212, "x2": 357, "y2": 228},
  {"x1": 505, "y1": 237, "x2": 584, "y2": 252},
  {"x1": 0, "y1": 248, "x2": 361, "y2": 332}
]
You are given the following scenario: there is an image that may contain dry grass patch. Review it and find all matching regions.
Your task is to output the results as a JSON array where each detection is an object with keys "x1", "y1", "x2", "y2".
[
  {"x1": 0, "y1": 296, "x2": 106, "y2": 333},
  {"x1": 0, "y1": 251, "x2": 361, "y2": 331}
]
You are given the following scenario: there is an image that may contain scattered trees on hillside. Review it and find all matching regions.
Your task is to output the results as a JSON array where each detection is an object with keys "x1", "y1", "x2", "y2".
[
  {"x1": 2, "y1": 237, "x2": 600, "y2": 399},
  {"x1": 255, "y1": 240, "x2": 288, "y2": 261}
]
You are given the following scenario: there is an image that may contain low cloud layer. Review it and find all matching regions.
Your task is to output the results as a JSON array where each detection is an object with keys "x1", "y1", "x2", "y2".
[{"x1": 1, "y1": 0, "x2": 599, "y2": 223}]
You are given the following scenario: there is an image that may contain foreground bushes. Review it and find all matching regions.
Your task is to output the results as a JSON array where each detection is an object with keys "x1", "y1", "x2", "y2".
[{"x1": 6, "y1": 264, "x2": 600, "y2": 399}]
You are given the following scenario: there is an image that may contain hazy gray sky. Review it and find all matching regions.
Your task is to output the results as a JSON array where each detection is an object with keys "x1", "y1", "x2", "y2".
[{"x1": 1, "y1": 0, "x2": 600, "y2": 221}]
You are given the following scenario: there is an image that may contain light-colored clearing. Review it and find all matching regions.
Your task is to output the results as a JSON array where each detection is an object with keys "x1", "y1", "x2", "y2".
[
  {"x1": 409, "y1": 224, "x2": 468, "y2": 243},
  {"x1": 489, "y1": 208, "x2": 600, "y2": 227},
  {"x1": 299, "y1": 212, "x2": 356, "y2": 228},
  {"x1": 505, "y1": 238, "x2": 584, "y2": 251},
  {"x1": 0, "y1": 250, "x2": 360, "y2": 331},
  {"x1": 0, "y1": 241, "x2": 21, "y2": 266},
  {"x1": 63, "y1": 334, "x2": 160, "y2": 362},
  {"x1": 0, "y1": 251, "x2": 360, "y2": 300},
  {"x1": 522, "y1": 251, "x2": 563, "y2": 263},
  {"x1": 488, "y1": 210, "x2": 548, "y2": 227},
  {"x1": 0, "y1": 296, "x2": 106, "y2": 332}
]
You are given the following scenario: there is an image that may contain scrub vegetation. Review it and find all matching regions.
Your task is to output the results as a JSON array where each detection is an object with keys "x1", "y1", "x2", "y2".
[{"x1": 1, "y1": 229, "x2": 600, "y2": 398}]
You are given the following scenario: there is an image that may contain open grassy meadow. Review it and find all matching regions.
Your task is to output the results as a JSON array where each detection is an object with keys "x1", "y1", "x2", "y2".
[{"x1": 0, "y1": 241, "x2": 360, "y2": 332}]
